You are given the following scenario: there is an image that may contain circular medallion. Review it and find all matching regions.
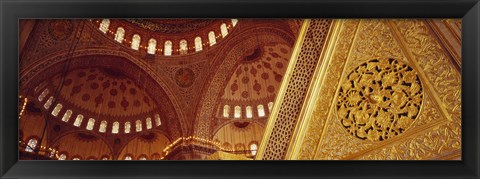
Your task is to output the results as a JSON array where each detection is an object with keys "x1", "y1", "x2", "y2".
[
  {"x1": 336, "y1": 59, "x2": 423, "y2": 141},
  {"x1": 174, "y1": 68, "x2": 195, "y2": 88},
  {"x1": 48, "y1": 20, "x2": 74, "y2": 41}
]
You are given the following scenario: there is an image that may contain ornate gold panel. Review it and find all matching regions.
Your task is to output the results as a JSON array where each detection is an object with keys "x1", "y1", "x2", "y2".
[
  {"x1": 284, "y1": 19, "x2": 461, "y2": 160},
  {"x1": 337, "y1": 58, "x2": 423, "y2": 141}
]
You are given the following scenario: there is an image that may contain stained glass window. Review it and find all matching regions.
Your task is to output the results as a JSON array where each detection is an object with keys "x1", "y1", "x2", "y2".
[
  {"x1": 124, "y1": 155, "x2": 132, "y2": 160},
  {"x1": 223, "y1": 105, "x2": 230, "y2": 118},
  {"x1": 25, "y1": 138, "x2": 37, "y2": 152},
  {"x1": 114, "y1": 27, "x2": 125, "y2": 43},
  {"x1": 147, "y1": 38, "x2": 157, "y2": 54},
  {"x1": 250, "y1": 143, "x2": 257, "y2": 155},
  {"x1": 38, "y1": 88, "x2": 49, "y2": 102},
  {"x1": 86, "y1": 118, "x2": 95, "y2": 130},
  {"x1": 99, "y1": 19, "x2": 110, "y2": 33},
  {"x1": 246, "y1": 106, "x2": 253, "y2": 118},
  {"x1": 58, "y1": 153, "x2": 67, "y2": 160},
  {"x1": 131, "y1": 34, "x2": 141, "y2": 50},
  {"x1": 146, "y1": 117, "x2": 152, "y2": 129},
  {"x1": 179, "y1": 39, "x2": 188, "y2": 55},
  {"x1": 112, "y1": 121, "x2": 119, "y2": 134},
  {"x1": 61, "y1": 110, "x2": 72, "y2": 122},
  {"x1": 43, "y1": 96, "x2": 54, "y2": 109},
  {"x1": 220, "y1": 23, "x2": 228, "y2": 38},
  {"x1": 208, "y1": 31, "x2": 216, "y2": 46},
  {"x1": 257, "y1": 105, "x2": 265, "y2": 117},
  {"x1": 164, "y1": 40, "x2": 172, "y2": 56},
  {"x1": 136, "y1": 120, "x2": 142, "y2": 132},
  {"x1": 124, "y1": 122, "x2": 131, "y2": 134},
  {"x1": 73, "y1": 114, "x2": 84, "y2": 127},
  {"x1": 268, "y1": 102, "x2": 273, "y2": 112},
  {"x1": 231, "y1": 19, "x2": 238, "y2": 26},
  {"x1": 99, "y1": 120, "x2": 107, "y2": 133},
  {"x1": 195, "y1": 36, "x2": 203, "y2": 51},
  {"x1": 234, "y1": 106, "x2": 241, "y2": 118},
  {"x1": 155, "y1": 114, "x2": 161, "y2": 126},
  {"x1": 51, "y1": 103, "x2": 63, "y2": 116}
]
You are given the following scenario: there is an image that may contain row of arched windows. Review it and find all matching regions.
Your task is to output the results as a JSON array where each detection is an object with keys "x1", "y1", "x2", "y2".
[
  {"x1": 38, "y1": 88, "x2": 162, "y2": 134},
  {"x1": 222, "y1": 102, "x2": 274, "y2": 118},
  {"x1": 57, "y1": 153, "x2": 110, "y2": 160},
  {"x1": 123, "y1": 154, "x2": 154, "y2": 160},
  {"x1": 97, "y1": 19, "x2": 238, "y2": 56}
]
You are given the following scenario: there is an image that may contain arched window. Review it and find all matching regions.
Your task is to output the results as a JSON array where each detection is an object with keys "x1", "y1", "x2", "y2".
[
  {"x1": 154, "y1": 114, "x2": 161, "y2": 126},
  {"x1": 101, "y1": 157, "x2": 108, "y2": 160},
  {"x1": 147, "y1": 38, "x2": 157, "y2": 54},
  {"x1": 43, "y1": 96, "x2": 54, "y2": 109},
  {"x1": 86, "y1": 118, "x2": 95, "y2": 130},
  {"x1": 146, "y1": 117, "x2": 152, "y2": 129},
  {"x1": 114, "y1": 27, "x2": 125, "y2": 43},
  {"x1": 25, "y1": 138, "x2": 37, "y2": 152},
  {"x1": 49, "y1": 149, "x2": 56, "y2": 158},
  {"x1": 124, "y1": 155, "x2": 132, "y2": 160},
  {"x1": 135, "y1": 120, "x2": 142, "y2": 132},
  {"x1": 223, "y1": 105, "x2": 230, "y2": 118},
  {"x1": 268, "y1": 102, "x2": 274, "y2": 112},
  {"x1": 99, "y1": 19, "x2": 110, "y2": 33},
  {"x1": 99, "y1": 120, "x2": 107, "y2": 133},
  {"x1": 231, "y1": 19, "x2": 238, "y2": 27},
  {"x1": 131, "y1": 34, "x2": 141, "y2": 50},
  {"x1": 208, "y1": 31, "x2": 216, "y2": 46},
  {"x1": 38, "y1": 88, "x2": 49, "y2": 102},
  {"x1": 246, "y1": 106, "x2": 253, "y2": 118},
  {"x1": 139, "y1": 156, "x2": 147, "y2": 160},
  {"x1": 58, "y1": 153, "x2": 67, "y2": 160},
  {"x1": 257, "y1": 105, "x2": 265, "y2": 117},
  {"x1": 51, "y1": 103, "x2": 63, "y2": 116},
  {"x1": 164, "y1": 40, "x2": 172, "y2": 56},
  {"x1": 179, "y1": 39, "x2": 188, "y2": 55},
  {"x1": 220, "y1": 23, "x2": 228, "y2": 38},
  {"x1": 250, "y1": 143, "x2": 258, "y2": 155},
  {"x1": 194, "y1": 36, "x2": 203, "y2": 52},
  {"x1": 112, "y1": 121, "x2": 119, "y2": 134},
  {"x1": 124, "y1": 122, "x2": 131, "y2": 134},
  {"x1": 72, "y1": 157, "x2": 80, "y2": 160},
  {"x1": 61, "y1": 110, "x2": 72, "y2": 122},
  {"x1": 73, "y1": 114, "x2": 84, "y2": 127},
  {"x1": 234, "y1": 106, "x2": 241, "y2": 118}
]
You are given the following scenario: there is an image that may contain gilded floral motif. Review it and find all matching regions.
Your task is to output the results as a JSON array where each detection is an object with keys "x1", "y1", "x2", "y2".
[{"x1": 337, "y1": 58, "x2": 423, "y2": 141}]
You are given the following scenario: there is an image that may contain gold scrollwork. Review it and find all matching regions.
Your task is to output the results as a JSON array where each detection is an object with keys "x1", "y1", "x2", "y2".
[{"x1": 336, "y1": 58, "x2": 423, "y2": 141}]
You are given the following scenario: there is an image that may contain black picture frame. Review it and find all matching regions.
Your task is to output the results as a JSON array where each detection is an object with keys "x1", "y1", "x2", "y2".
[{"x1": 1, "y1": 0, "x2": 479, "y2": 178}]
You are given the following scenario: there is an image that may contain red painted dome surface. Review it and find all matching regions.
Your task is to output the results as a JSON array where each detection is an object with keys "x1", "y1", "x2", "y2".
[{"x1": 222, "y1": 43, "x2": 292, "y2": 102}]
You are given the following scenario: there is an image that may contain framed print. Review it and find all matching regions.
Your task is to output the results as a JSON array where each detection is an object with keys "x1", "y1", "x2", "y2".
[{"x1": 1, "y1": 0, "x2": 479, "y2": 178}]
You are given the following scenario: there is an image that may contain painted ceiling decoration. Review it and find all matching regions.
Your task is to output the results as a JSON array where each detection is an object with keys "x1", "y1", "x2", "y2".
[
  {"x1": 218, "y1": 43, "x2": 291, "y2": 120},
  {"x1": 18, "y1": 18, "x2": 300, "y2": 160},
  {"x1": 124, "y1": 19, "x2": 217, "y2": 34},
  {"x1": 92, "y1": 18, "x2": 238, "y2": 56}
]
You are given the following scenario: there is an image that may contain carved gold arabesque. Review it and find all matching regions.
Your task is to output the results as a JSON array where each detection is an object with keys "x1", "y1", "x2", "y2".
[
  {"x1": 270, "y1": 19, "x2": 461, "y2": 160},
  {"x1": 336, "y1": 58, "x2": 423, "y2": 141}
]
